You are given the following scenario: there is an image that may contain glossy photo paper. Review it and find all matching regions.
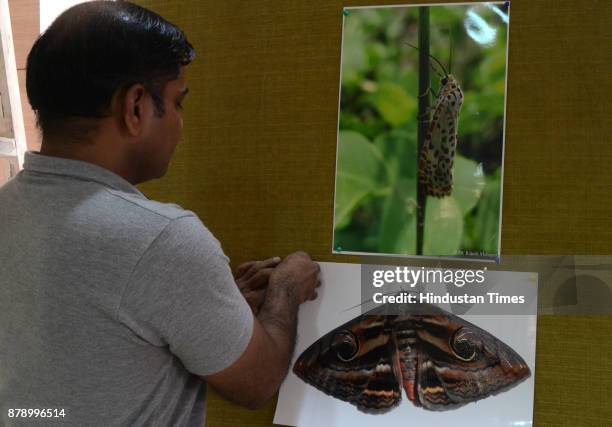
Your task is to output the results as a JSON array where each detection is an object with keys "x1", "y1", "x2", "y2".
[
  {"x1": 274, "y1": 262, "x2": 536, "y2": 427},
  {"x1": 332, "y1": 2, "x2": 510, "y2": 259}
]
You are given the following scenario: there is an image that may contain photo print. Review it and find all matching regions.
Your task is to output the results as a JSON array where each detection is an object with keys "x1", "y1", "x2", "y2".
[
  {"x1": 274, "y1": 262, "x2": 536, "y2": 427},
  {"x1": 332, "y1": 2, "x2": 510, "y2": 259}
]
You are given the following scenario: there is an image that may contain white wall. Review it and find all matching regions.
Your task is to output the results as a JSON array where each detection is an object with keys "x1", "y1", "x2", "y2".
[{"x1": 39, "y1": 0, "x2": 95, "y2": 33}]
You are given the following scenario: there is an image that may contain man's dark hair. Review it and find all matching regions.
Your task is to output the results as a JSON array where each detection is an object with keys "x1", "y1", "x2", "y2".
[{"x1": 26, "y1": 0, "x2": 195, "y2": 140}]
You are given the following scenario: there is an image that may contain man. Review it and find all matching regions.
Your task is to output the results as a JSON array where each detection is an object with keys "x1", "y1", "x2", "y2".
[{"x1": 0, "y1": 2, "x2": 320, "y2": 426}]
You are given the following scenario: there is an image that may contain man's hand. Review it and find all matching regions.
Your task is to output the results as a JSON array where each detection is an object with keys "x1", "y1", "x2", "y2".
[
  {"x1": 235, "y1": 256, "x2": 281, "y2": 315},
  {"x1": 204, "y1": 251, "x2": 321, "y2": 409},
  {"x1": 268, "y1": 251, "x2": 320, "y2": 303}
]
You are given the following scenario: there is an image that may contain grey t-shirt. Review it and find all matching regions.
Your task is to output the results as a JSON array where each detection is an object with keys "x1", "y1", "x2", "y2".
[{"x1": 0, "y1": 152, "x2": 254, "y2": 426}]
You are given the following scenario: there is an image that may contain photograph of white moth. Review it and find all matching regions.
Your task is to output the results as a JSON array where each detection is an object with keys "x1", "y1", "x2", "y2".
[
  {"x1": 293, "y1": 303, "x2": 530, "y2": 412},
  {"x1": 332, "y1": 2, "x2": 510, "y2": 258}
]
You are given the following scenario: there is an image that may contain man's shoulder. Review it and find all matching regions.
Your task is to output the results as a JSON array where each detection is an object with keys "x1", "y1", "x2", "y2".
[
  {"x1": 105, "y1": 188, "x2": 194, "y2": 222},
  {"x1": 104, "y1": 189, "x2": 221, "y2": 252},
  {"x1": 69, "y1": 186, "x2": 214, "y2": 259}
]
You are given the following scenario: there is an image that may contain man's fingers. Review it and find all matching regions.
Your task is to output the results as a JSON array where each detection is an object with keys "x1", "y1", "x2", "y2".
[
  {"x1": 240, "y1": 256, "x2": 282, "y2": 281},
  {"x1": 258, "y1": 256, "x2": 282, "y2": 269},
  {"x1": 246, "y1": 268, "x2": 274, "y2": 290},
  {"x1": 313, "y1": 263, "x2": 322, "y2": 288},
  {"x1": 244, "y1": 289, "x2": 266, "y2": 314},
  {"x1": 235, "y1": 261, "x2": 256, "y2": 278}
]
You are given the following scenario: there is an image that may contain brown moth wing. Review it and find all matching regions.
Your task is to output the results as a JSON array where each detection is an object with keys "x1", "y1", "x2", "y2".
[
  {"x1": 411, "y1": 308, "x2": 531, "y2": 411},
  {"x1": 294, "y1": 303, "x2": 531, "y2": 413},
  {"x1": 293, "y1": 314, "x2": 402, "y2": 412},
  {"x1": 353, "y1": 341, "x2": 403, "y2": 412}
]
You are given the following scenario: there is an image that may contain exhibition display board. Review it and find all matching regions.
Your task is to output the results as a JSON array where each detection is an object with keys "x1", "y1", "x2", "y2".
[{"x1": 135, "y1": 0, "x2": 611, "y2": 426}]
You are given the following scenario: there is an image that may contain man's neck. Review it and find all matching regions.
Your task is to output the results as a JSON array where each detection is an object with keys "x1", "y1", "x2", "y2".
[{"x1": 39, "y1": 140, "x2": 140, "y2": 184}]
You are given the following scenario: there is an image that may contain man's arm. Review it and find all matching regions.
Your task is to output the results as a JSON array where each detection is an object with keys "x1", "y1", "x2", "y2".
[{"x1": 202, "y1": 251, "x2": 319, "y2": 409}]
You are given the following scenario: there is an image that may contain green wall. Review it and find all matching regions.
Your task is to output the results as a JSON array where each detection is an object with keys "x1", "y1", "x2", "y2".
[{"x1": 136, "y1": 1, "x2": 612, "y2": 425}]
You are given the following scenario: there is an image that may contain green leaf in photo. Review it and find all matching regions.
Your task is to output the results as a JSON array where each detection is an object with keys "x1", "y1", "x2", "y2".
[
  {"x1": 370, "y1": 82, "x2": 417, "y2": 127},
  {"x1": 423, "y1": 196, "x2": 463, "y2": 256},
  {"x1": 334, "y1": 131, "x2": 387, "y2": 230},
  {"x1": 373, "y1": 128, "x2": 417, "y2": 179},
  {"x1": 366, "y1": 42, "x2": 387, "y2": 70},
  {"x1": 472, "y1": 171, "x2": 501, "y2": 254},
  {"x1": 379, "y1": 177, "x2": 417, "y2": 254},
  {"x1": 374, "y1": 129, "x2": 418, "y2": 254},
  {"x1": 341, "y1": 15, "x2": 368, "y2": 87},
  {"x1": 453, "y1": 155, "x2": 486, "y2": 214}
]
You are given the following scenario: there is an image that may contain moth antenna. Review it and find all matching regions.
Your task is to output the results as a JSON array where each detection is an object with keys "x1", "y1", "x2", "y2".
[
  {"x1": 404, "y1": 42, "x2": 444, "y2": 78},
  {"x1": 448, "y1": 31, "x2": 454, "y2": 74},
  {"x1": 404, "y1": 42, "x2": 448, "y2": 78},
  {"x1": 341, "y1": 296, "x2": 378, "y2": 313}
]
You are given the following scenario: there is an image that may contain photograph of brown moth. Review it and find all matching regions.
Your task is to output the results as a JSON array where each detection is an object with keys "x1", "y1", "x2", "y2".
[{"x1": 293, "y1": 303, "x2": 530, "y2": 413}]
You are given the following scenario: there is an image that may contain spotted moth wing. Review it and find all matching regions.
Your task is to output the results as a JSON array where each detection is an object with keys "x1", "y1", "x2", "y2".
[{"x1": 419, "y1": 75, "x2": 463, "y2": 197}]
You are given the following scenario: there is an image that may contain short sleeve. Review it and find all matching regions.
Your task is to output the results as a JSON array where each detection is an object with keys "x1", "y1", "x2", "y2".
[{"x1": 117, "y1": 215, "x2": 254, "y2": 376}]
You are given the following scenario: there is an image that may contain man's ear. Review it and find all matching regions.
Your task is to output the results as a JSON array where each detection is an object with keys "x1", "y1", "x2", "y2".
[{"x1": 120, "y1": 83, "x2": 151, "y2": 137}]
